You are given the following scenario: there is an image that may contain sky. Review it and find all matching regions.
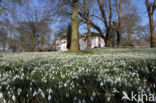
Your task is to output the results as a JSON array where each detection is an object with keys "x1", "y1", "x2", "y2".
[
  {"x1": 31, "y1": 0, "x2": 156, "y2": 34},
  {"x1": 132, "y1": 0, "x2": 156, "y2": 25}
]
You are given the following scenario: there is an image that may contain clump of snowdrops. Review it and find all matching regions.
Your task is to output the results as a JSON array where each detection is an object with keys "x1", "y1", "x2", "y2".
[{"x1": 0, "y1": 48, "x2": 156, "y2": 103}]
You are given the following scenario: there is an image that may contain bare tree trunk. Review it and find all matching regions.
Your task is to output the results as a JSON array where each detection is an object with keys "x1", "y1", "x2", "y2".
[
  {"x1": 105, "y1": 31, "x2": 110, "y2": 47},
  {"x1": 67, "y1": 24, "x2": 71, "y2": 49},
  {"x1": 149, "y1": 14, "x2": 156, "y2": 47},
  {"x1": 117, "y1": 31, "x2": 121, "y2": 46},
  {"x1": 127, "y1": 28, "x2": 131, "y2": 46},
  {"x1": 97, "y1": 0, "x2": 112, "y2": 47},
  {"x1": 70, "y1": 0, "x2": 80, "y2": 52},
  {"x1": 83, "y1": 0, "x2": 91, "y2": 49},
  {"x1": 87, "y1": 19, "x2": 91, "y2": 49},
  {"x1": 115, "y1": 0, "x2": 122, "y2": 46},
  {"x1": 2, "y1": 40, "x2": 6, "y2": 52},
  {"x1": 32, "y1": 36, "x2": 36, "y2": 52},
  {"x1": 145, "y1": 0, "x2": 156, "y2": 47}
]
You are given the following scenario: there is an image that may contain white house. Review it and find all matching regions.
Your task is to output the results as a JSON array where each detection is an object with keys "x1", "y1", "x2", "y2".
[{"x1": 55, "y1": 32, "x2": 105, "y2": 51}]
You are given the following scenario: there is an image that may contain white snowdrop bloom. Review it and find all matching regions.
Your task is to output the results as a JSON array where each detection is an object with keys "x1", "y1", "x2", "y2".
[
  {"x1": 38, "y1": 88, "x2": 42, "y2": 92},
  {"x1": 30, "y1": 82, "x2": 32, "y2": 86},
  {"x1": 6, "y1": 85, "x2": 10, "y2": 90},
  {"x1": 33, "y1": 91, "x2": 37, "y2": 97},
  {"x1": 107, "y1": 96, "x2": 111, "y2": 102},
  {"x1": 30, "y1": 88, "x2": 32, "y2": 91},
  {"x1": 74, "y1": 96, "x2": 77, "y2": 101},
  {"x1": 64, "y1": 83, "x2": 67, "y2": 87},
  {"x1": 12, "y1": 95, "x2": 16, "y2": 101},
  {"x1": 100, "y1": 82, "x2": 104, "y2": 86},
  {"x1": 0, "y1": 93, "x2": 3, "y2": 98},
  {"x1": 78, "y1": 90, "x2": 81, "y2": 94},
  {"x1": 48, "y1": 88, "x2": 53, "y2": 94},
  {"x1": 17, "y1": 88, "x2": 22, "y2": 95},
  {"x1": 2, "y1": 81, "x2": 8, "y2": 85},
  {"x1": 44, "y1": 80, "x2": 47, "y2": 83},
  {"x1": 41, "y1": 92, "x2": 45, "y2": 98},
  {"x1": 112, "y1": 88, "x2": 119, "y2": 93},
  {"x1": 92, "y1": 92, "x2": 96, "y2": 97},
  {"x1": 66, "y1": 93, "x2": 69, "y2": 97},
  {"x1": 82, "y1": 99, "x2": 86, "y2": 103},
  {"x1": 83, "y1": 80, "x2": 85, "y2": 83},
  {"x1": 3, "y1": 99, "x2": 6, "y2": 103},
  {"x1": 48, "y1": 95, "x2": 51, "y2": 101},
  {"x1": 90, "y1": 96, "x2": 94, "y2": 101},
  {"x1": 59, "y1": 85, "x2": 62, "y2": 88}
]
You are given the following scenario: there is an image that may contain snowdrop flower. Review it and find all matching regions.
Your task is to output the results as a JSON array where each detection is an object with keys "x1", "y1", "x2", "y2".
[
  {"x1": 41, "y1": 92, "x2": 45, "y2": 98},
  {"x1": 78, "y1": 90, "x2": 81, "y2": 94},
  {"x1": 0, "y1": 93, "x2": 3, "y2": 98},
  {"x1": 78, "y1": 100, "x2": 81, "y2": 103},
  {"x1": 100, "y1": 82, "x2": 104, "y2": 86},
  {"x1": 90, "y1": 96, "x2": 94, "y2": 101},
  {"x1": 30, "y1": 82, "x2": 32, "y2": 85},
  {"x1": 17, "y1": 88, "x2": 22, "y2": 95},
  {"x1": 66, "y1": 93, "x2": 69, "y2": 97},
  {"x1": 92, "y1": 92, "x2": 96, "y2": 97},
  {"x1": 82, "y1": 99, "x2": 86, "y2": 103},
  {"x1": 107, "y1": 96, "x2": 110, "y2": 102},
  {"x1": 38, "y1": 88, "x2": 42, "y2": 92},
  {"x1": 48, "y1": 95, "x2": 51, "y2": 101},
  {"x1": 48, "y1": 88, "x2": 53, "y2": 94},
  {"x1": 74, "y1": 96, "x2": 77, "y2": 101},
  {"x1": 12, "y1": 95, "x2": 16, "y2": 101},
  {"x1": 30, "y1": 88, "x2": 32, "y2": 91},
  {"x1": 64, "y1": 83, "x2": 67, "y2": 87},
  {"x1": 3, "y1": 99, "x2": 6, "y2": 103},
  {"x1": 33, "y1": 91, "x2": 37, "y2": 97}
]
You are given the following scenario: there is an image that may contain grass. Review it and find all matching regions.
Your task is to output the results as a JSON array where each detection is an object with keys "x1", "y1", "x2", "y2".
[
  {"x1": 0, "y1": 48, "x2": 156, "y2": 103},
  {"x1": 63, "y1": 49, "x2": 94, "y2": 55}
]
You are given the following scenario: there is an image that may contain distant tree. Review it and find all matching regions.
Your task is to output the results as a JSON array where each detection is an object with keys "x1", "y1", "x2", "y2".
[
  {"x1": 82, "y1": 0, "x2": 91, "y2": 49},
  {"x1": 0, "y1": 22, "x2": 7, "y2": 51},
  {"x1": 0, "y1": 0, "x2": 27, "y2": 15},
  {"x1": 122, "y1": 5, "x2": 141, "y2": 46},
  {"x1": 145, "y1": 0, "x2": 156, "y2": 47},
  {"x1": 0, "y1": 0, "x2": 28, "y2": 52},
  {"x1": 97, "y1": 0, "x2": 112, "y2": 47},
  {"x1": 135, "y1": 24, "x2": 150, "y2": 43},
  {"x1": 17, "y1": 5, "x2": 52, "y2": 52},
  {"x1": 115, "y1": 0, "x2": 122, "y2": 46}
]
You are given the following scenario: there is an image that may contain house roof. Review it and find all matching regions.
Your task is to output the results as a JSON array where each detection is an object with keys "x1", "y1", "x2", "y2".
[
  {"x1": 56, "y1": 32, "x2": 104, "y2": 40},
  {"x1": 80, "y1": 32, "x2": 104, "y2": 38}
]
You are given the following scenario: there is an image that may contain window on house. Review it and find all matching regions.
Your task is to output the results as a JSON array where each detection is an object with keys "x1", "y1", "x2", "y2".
[{"x1": 98, "y1": 37, "x2": 101, "y2": 47}]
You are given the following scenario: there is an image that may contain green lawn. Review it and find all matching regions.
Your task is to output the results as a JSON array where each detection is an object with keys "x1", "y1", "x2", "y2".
[{"x1": 0, "y1": 48, "x2": 156, "y2": 103}]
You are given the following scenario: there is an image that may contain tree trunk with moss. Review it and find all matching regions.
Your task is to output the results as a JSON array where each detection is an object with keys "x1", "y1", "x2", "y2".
[{"x1": 70, "y1": 0, "x2": 80, "y2": 52}]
